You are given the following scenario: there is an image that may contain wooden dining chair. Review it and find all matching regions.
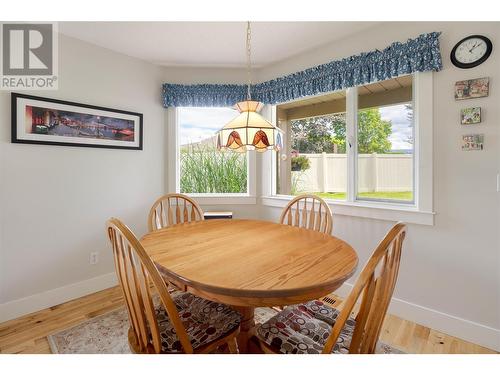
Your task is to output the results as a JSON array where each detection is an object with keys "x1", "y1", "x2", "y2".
[
  {"x1": 106, "y1": 217, "x2": 241, "y2": 354},
  {"x1": 279, "y1": 194, "x2": 333, "y2": 234},
  {"x1": 148, "y1": 193, "x2": 204, "y2": 232},
  {"x1": 257, "y1": 222, "x2": 407, "y2": 354}
]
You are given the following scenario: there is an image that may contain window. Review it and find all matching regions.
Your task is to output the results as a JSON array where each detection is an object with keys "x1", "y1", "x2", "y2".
[
  {"x1": 178, "y1": 107, "x2": 248, "y2": 194},
  {"x1": 275, "y1": 74, "x2": 416, "y2": 206},
  {"x1": 356, "y1": 75, "x2": 414, "y2": 203},
  {"x1": 276, "y1": 90, "x2": 347, "y2": 200}
]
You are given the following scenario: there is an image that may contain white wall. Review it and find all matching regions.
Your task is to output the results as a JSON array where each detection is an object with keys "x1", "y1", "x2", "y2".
[
  {"x1": 0, "y1": 34, "x2": 166, "y2": 317},
  {"x1": 162, "y1": 66, "x2": 248, "y2": 85},
  {"x1": 258, "y1": 22, "x2": 500, "y2": 350}
]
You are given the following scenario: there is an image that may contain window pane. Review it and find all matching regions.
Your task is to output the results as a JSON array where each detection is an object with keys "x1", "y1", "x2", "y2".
[
  {"x1": 356, "y1": 75, "x2": 414, "y2": 202},
  {"x1": 178, "y1": 107, "x2": 247, "y2": 194},
  {"x1": 276, "y1": 91, "x2": 347, "y2": 200}
]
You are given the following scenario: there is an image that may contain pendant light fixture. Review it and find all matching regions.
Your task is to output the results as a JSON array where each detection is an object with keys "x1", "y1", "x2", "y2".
[{"x1": 216, "y1": 22, "x2": 283, "y2": 153}]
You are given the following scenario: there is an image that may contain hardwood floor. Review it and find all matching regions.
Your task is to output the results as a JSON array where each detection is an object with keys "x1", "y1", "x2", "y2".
[{"x1": 0, "y1": 286, "x2": 496, "y2": 354}]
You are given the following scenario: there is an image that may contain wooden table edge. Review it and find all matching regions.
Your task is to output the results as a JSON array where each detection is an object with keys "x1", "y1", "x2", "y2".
[{"x1": 154, "y1": 260, "x2": 358, "y2": 303}]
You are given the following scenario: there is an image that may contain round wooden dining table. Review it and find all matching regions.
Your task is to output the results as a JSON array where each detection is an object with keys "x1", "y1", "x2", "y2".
[{"x1": 140, "y1": 219, "x2": 358, "y2": 353}]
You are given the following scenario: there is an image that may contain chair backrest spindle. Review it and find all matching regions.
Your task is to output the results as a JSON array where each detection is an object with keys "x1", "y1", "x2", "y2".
[
  {"x1": 279, "y1": 194, "x2": 333, "y2": 234},
  {"x1": 148, "y1": 193, "x2": 204, "y2": 232}
]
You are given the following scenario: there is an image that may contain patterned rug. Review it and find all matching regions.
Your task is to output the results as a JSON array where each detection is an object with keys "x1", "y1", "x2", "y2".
[{"x1": 48, "y1": 305, "x2": 403, "y2": 354}]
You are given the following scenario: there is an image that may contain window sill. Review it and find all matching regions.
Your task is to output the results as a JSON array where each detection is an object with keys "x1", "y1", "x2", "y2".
[
  {"x1": 260, "y1": 195, "x2": 435, "y2": 225},
  {"x1": 187, "y1": 194, "x2": 257, "y2": 206}
]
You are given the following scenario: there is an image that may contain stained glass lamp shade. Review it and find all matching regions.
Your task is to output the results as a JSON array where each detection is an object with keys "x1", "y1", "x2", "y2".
[{"x1": 216, "y1": 100, "x2": 283, "y2": 153}]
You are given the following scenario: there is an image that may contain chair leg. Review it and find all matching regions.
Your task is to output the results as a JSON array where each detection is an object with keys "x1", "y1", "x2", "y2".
[{"x1": 227, "y1": 337, "x2": 239, "y2": 354}]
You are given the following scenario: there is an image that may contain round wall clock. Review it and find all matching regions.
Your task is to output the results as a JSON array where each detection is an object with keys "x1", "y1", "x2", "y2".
[{"x1": 451, "y1": 35, "x2": 493, "y2": 69}]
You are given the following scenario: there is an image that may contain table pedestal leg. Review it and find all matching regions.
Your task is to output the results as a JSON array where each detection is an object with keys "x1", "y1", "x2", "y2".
[{"x1": 231, "y1": 306, "x2": 255, "y2": 353}]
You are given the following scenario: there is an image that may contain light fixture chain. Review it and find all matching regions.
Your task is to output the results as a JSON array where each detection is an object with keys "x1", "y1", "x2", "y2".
[
  {"x1": 217, "y1": 21, "x2": 282, "y2": 154},
  {"x1": 246, "y1": 21, "x2": 252, "y2": 100}
]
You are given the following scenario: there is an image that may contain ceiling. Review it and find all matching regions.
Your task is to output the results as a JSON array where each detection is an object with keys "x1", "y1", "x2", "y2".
[
  {"x1": 279, "y1": 75, "x2": 413, "y2": 110},
  {"x1": 278, "y1": 75, "x2": 413, "y2": 120},
  {"x1": 59, "y1": 22, "x2": 379, "y2": 68}
]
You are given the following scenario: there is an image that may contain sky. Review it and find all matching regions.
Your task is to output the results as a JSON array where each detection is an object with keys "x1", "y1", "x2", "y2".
[
  {"x1": 178, "y1": 107, "x2": 237, "y2": 146},
  {"x1": 179, "y1": 104, "x2": 413, "y2": 150},
  {"x1": 379, "y1": 103, "x2": 413, "y2": 150}
]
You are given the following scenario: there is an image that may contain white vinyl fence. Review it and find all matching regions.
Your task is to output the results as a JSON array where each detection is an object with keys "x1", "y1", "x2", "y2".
[{"x1": 293, "y1": 153, "x2": 413, "y2": 193}]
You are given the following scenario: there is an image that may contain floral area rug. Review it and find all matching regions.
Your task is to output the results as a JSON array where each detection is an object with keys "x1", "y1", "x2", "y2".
[{"x1": 48, "y1": 305, "x2": 403, "y2": 354}]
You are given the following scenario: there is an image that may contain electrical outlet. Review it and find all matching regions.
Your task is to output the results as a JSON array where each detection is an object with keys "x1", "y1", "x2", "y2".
[{"x1": 89, "y1": 251, "x2": 99, "y2": 265}]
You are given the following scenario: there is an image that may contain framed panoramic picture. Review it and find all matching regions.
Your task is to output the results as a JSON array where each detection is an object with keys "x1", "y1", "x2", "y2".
[
  {"x1": 454, "y1": 77, "x2": 489, "y2": 100},
  {"x1": 460, "y1": 107, "x2": 481, "y2": 125},
  {"x1": 461, "y1": 134, "x2": 484, "y2": 151},
  {"x1": 11, "y1": 93, "x2": 143, "y2": 150}
]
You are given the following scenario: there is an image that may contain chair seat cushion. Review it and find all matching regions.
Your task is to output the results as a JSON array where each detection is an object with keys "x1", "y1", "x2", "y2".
[
  {"x1": 155, "y1": 292, "x2": 241, "y2": 353},
  {"x1": 256, "y1": 300, "x2": 356, "y2": 354}
]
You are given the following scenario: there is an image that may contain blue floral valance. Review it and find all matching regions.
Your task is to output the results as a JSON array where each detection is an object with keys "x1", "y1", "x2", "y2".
[{"x1": 162, "y1": 32, "x2": 442, "y2": 107}]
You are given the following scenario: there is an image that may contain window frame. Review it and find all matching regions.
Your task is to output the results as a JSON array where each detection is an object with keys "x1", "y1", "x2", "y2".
[
  {"x1": 264, "y1": 72, "x2": 434, "y2": 225},
  {"x1": 167, "y1": 107, "x2": 257, "y2": 205}
]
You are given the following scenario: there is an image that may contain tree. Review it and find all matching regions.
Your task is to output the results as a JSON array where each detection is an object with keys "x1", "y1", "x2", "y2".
[
  {"x1": 357, "y1": 108, "x2": 392, "y2": 153},
  {"x1": 291, "y1": 108, "x2": 392, "y2": 154},
  {"x1": 291, "y1": 116, "x2": 336, "y2": 153},
  {"x1": 330, "y1": 114, "x2": 347, "y2": 153},
  {"x1": 404, "y1": 103, "x2": 414, "y2": 145}
]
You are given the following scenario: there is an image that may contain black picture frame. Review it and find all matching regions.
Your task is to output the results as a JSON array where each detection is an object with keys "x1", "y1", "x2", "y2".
[
  {"x1": 450, "y1": 35, "x2": 493, "y2": 69},
  {"x1": 11, "y1": 93, "x2": 143, "y2": 150}
]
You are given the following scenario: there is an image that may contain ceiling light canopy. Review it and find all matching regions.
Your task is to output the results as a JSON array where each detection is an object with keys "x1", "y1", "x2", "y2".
[{"x1": 216, "y1": 22, "x2": 283, "y2": 153}]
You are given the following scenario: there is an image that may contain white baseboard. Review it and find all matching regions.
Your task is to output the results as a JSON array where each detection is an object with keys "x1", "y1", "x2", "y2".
[
  {"x1": 0, "y1": 272, "x2": 118, "y2": 324},
  {"x1": 334, "y1": 283, "x2": 500, "y2": 352}
]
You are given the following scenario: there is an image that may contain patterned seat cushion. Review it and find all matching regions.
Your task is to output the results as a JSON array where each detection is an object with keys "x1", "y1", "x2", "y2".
[
  {"x1": 256, "y1": 300, "x2": 356, "y2": 354},
  {"x1": 155, "y1": 292, "x2": 241, "y2": 353}
]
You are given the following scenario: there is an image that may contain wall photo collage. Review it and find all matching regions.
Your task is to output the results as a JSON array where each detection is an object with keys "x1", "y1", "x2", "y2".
[{"x1": 454, "y1": 77, "x2": 489, "y2": 151}]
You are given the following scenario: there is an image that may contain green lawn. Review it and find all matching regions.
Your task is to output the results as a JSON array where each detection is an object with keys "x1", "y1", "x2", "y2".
[{"x1": 309, "y1": 191, "x2": 413, "y2": 201}]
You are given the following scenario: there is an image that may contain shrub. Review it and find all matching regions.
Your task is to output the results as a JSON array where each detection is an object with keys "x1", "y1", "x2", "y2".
[
  {"x1": 180, "y1": 144, "x2": 247, "y2": 193},
  {"x1": 291, "y1": 155, "x2": 310, "y2": 172}
]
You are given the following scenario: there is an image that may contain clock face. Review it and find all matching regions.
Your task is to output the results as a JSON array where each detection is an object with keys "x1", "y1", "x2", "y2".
[
  {"x1": 451, "y1": 35, "x2": 492, "y2": 69},
  {"x1": 455, "y1": 38, "x2": 488, "y2": 63}
]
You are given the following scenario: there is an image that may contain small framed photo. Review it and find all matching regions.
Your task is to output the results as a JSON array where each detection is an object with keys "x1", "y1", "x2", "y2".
[
  {"x1": 460, "y1": 107, "x2": 481, "y2": 125},
  {"x1": 461, "y1": 134, "x2": 484, "y2": 151},
  {"x1": 12, "y1": 93, "x2": 143, "y2": 150},
  {"x1": 455, "y1": 77, "x2": 489, "y2": 100}
]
